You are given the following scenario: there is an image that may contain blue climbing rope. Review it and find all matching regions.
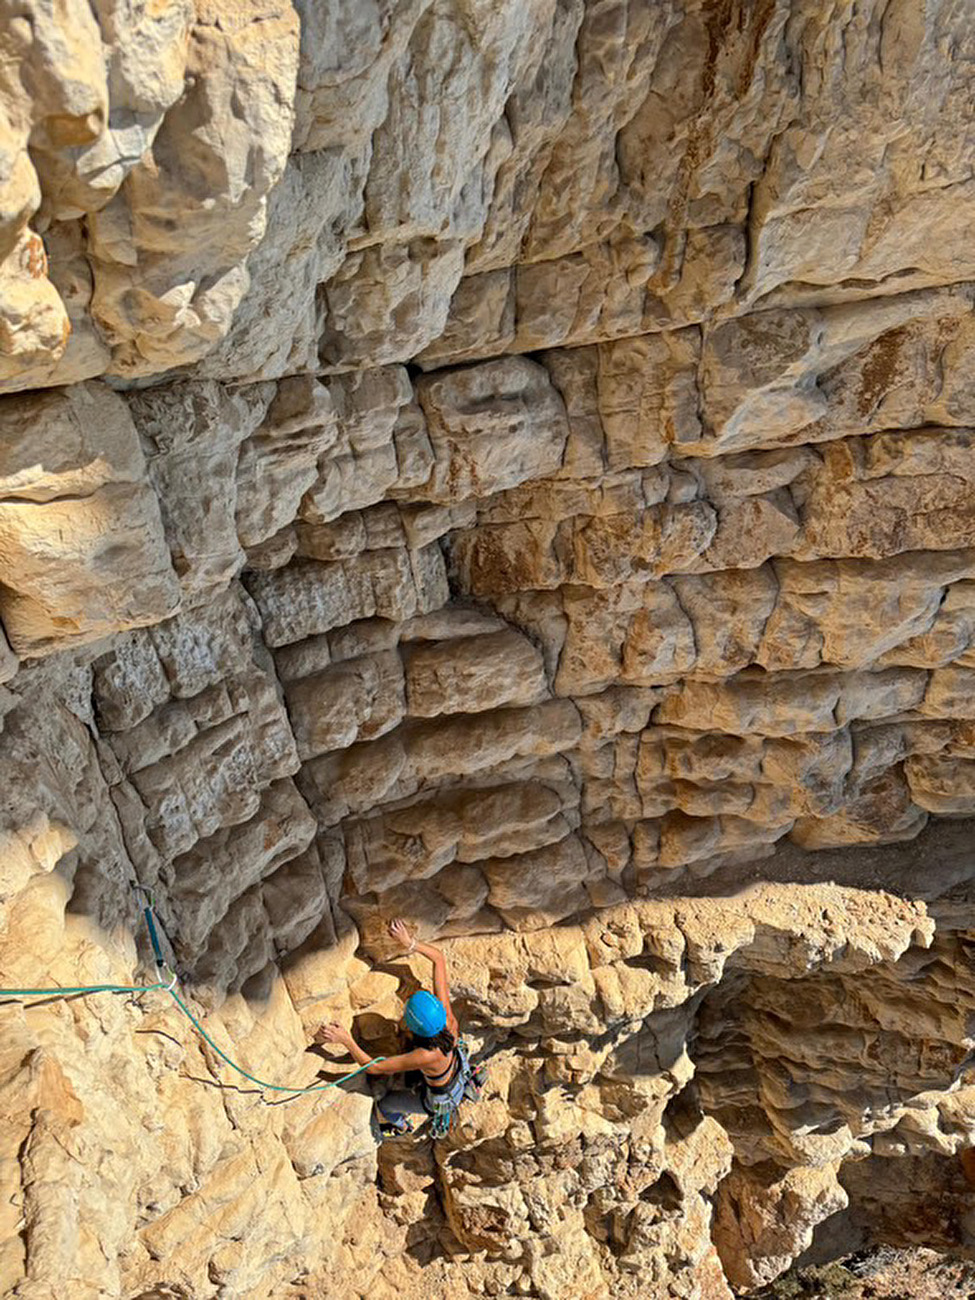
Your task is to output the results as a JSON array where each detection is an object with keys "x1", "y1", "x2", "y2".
[{"x1": 0, "y1": 900, "x2": 384, "y2": 1095}]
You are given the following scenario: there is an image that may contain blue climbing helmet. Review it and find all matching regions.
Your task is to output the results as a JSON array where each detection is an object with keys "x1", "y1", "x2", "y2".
[{"x1": 403, "y1": 990, "x2": 447, "y2": 1037}]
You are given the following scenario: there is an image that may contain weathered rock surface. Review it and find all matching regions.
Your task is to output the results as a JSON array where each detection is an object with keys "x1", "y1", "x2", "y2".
[{"x1": 3, "y1": 2, "x2": 975, "y2": 1297}]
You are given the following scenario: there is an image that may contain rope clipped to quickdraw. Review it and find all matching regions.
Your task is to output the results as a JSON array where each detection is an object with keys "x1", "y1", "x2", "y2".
[{"x1": 0, "y1": 891, "x2": 384, "y2": 1096}]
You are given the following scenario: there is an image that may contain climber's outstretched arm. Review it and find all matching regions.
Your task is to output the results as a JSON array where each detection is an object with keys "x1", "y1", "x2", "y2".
[
  {"x1": 389, "y1": 918, "x2": 459, "y2": 1038},
  {"x1": 315, "y1": 1022, "x2": 435, "y2": 1075}
]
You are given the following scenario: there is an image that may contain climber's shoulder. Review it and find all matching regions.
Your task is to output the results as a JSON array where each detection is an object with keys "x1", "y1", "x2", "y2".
[
  {"x1": 410, "y1": 1045, "x2": 444, "y2": 1068},
  {"x1": 397, "y1": 1045, "x2": 441, "y2": 1070}
]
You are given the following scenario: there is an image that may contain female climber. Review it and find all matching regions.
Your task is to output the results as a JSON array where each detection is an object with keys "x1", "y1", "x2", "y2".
[{"x1": 315, "y1": 918, "x2": 483, "y2": 1137}]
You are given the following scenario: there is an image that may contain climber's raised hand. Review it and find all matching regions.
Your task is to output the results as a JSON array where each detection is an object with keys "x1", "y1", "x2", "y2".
[
  {"x1": 315, "y1": 1022, "x2": 353, "y2": 1048},
  {"x1": 388, "y1": 917, "x2": 415, "y2": 952}
]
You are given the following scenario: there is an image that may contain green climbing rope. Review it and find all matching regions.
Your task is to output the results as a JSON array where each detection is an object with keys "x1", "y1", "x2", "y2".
[
  {"x1": 0, "y1": 979, "x2": 171, "y2": 996},
  {"x1": 167, "y1": 986, "x2": 385, "y2": 1092},
  {"x1": 0, "y1": 904, "x2": 385, "y2": 1096},
  {"x1": 0, "y1": 978, "x2": 384, "y2": 1094}
]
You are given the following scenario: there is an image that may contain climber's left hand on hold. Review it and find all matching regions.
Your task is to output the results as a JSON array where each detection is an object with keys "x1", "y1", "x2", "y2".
[{"x1": 316, "y1": 1022, "x2": 353, "y2": 1048}]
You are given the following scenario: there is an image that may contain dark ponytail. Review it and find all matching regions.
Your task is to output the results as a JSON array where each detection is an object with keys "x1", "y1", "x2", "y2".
[{"x1": 408, "y1": 1026, "x2": 456, "y2": 1054}]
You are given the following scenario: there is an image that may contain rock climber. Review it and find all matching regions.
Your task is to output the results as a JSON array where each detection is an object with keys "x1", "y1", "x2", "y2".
[{"x1": 316, "y1": 918, "x2": 483, "y2": 1137}]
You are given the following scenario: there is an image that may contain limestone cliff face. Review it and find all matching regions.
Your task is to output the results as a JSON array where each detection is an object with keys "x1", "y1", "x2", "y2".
[{"x1": 3, "y1": 2, "x2": 975, "y2": 1296}]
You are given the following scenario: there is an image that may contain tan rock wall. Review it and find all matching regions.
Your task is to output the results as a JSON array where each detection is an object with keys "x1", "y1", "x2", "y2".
[{"x1": 3, "y1": 1, "x2": 975, "y2": 1297}]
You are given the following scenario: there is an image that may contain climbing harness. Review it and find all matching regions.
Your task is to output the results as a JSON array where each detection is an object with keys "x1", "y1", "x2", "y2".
[
  {"x1": 377, "y1": 1037, "x2": 488, "y2": 1140},
  {"x1": 0, "y1": 892, "x2": 384, "y2": 1099},
  {"x1": 424, "y1": 1037, "x2": 487, "y2": 1138}
]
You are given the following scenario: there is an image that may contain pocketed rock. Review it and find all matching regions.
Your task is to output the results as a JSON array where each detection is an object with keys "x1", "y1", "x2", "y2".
[{"x1": 3, "y1": 3, "x2": 975, "y2": 1298}]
